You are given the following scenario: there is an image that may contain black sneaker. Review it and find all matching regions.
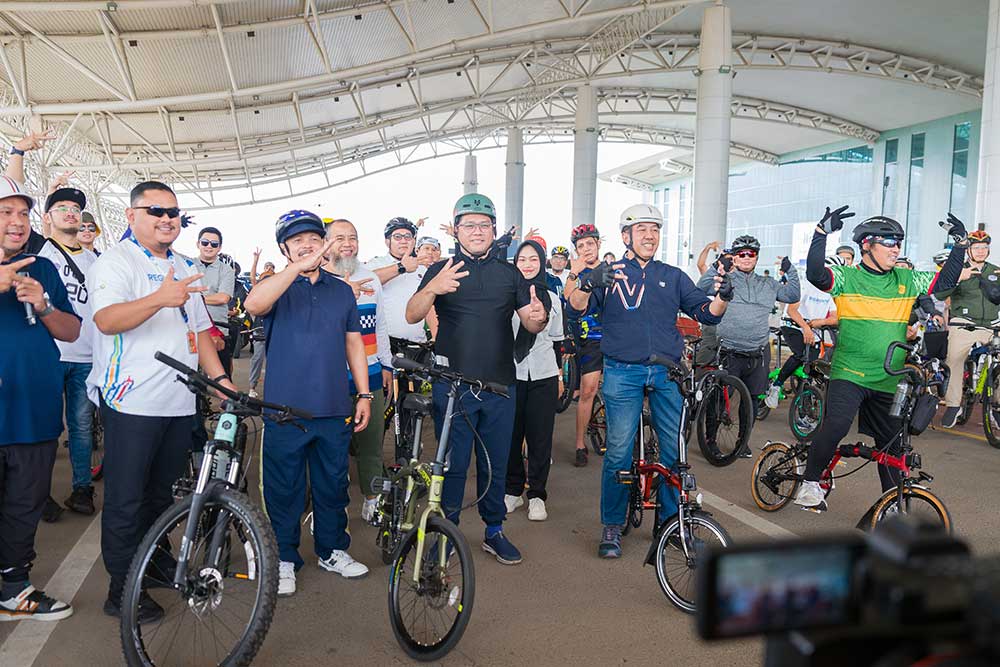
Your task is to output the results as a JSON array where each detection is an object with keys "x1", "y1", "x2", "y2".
[
  {"x1": 41, "y1": 496, "x2": 63, "y2": 523},
  {"x1": 0, "y1": 585, "x2": 73, "y2": 621},
  {"x1": 64, "y1": 486, "x2": 95, "y2": 515},
  {"x1": 574, "y1": 448, "x2": 588, "y2": 467},
  {"x1": 103, "y1": 590, "x2": 165, "y2": 625},
  {"x1": 940, "y1": 406, "x2": 961, "y2": 429}
]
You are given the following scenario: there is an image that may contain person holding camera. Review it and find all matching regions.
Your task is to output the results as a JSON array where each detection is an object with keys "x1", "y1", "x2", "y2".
[
  {"x1": 566, "y1": 204, "x2": 730, "y2": 559},
  {"x1": 795, "y1": 208, "x2": 967, "y2": 512}
]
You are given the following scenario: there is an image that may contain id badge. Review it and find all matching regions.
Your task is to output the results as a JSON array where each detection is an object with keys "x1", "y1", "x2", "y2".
[{"x1": 187, "y1": 330, "x2": 198, "y2": 354}]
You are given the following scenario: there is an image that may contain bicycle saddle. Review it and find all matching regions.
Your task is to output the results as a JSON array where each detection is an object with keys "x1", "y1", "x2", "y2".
[{"x1": 402, "y1": 393, "x2": 433, "y2": 416}]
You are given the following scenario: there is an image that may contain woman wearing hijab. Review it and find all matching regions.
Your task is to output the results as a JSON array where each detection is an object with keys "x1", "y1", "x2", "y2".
[{"x1": 504, "y1": 239, "x2": 563, "y2": 521}]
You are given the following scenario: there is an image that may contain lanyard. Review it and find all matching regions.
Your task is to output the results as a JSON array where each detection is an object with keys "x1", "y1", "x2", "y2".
[{"x1": 130, "y1": 238, "x2": 199, "y2": 354}]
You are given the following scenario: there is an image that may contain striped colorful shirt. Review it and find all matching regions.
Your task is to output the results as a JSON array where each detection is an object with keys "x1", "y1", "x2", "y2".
[
  {"x1": 341, "y1": 264, "x2": 392, "y2": 394},
  {"x1": 826, "y1": 265, "x2": 936, "y2": 393}
]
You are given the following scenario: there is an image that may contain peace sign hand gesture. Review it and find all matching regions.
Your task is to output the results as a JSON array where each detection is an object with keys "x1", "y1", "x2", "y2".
[
  {"x1": 156, "y1": 267, "x2": 206, "y2": 308},
  {"x1": 426, "y1": 258, "x2": 468, "y2": 295}
]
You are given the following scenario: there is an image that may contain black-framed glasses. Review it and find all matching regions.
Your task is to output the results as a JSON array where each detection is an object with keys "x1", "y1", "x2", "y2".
[
  {"x1": 199, "y1": 239, "x2": 221, "y2": 248},
  {"x1": 134, "y1": 205, "x2": 181, "y2": 219},
  {"x1": 390, "y1": 232, "x2": 414, "y2": 241}
]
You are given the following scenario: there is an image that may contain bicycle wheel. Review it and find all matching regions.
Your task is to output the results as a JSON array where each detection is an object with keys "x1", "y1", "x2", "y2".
[
  {"x1": 587, "y1": 394, "x2": 607, "y2": 455},
  {"x1": 695, "y1": 375, "x2": 753, "y2": 467},
  {"x1": 866, "y1": 486, "x2": 952, "y2": 533},
  {"x1": 556, "y1": 355, "x2": 578, "y2": 414},
  {"x1": 983, "y1": 371, "x2": 1000, "y2": 449},
  {"x1": 377, "y1": 478, "x2": 406, "y2": 565},
  {"x1": 121, "y1": 486, "x2": 279, "y2": 667},
  {"x1": 388, "y1": 516, "x2": 475, "y2": 662},
  {"x1": 750, "y1": 442, "x2": 802, "y2": 511},
  {"x1": 956, "y1": 360, "x2": 975, "y2": 426},
  {"x1": 653, "y1": 511, "x2": 731, "y2": 613},
  {"x1": 788, "y1": 383, "x2": 824, "y2": 441}
]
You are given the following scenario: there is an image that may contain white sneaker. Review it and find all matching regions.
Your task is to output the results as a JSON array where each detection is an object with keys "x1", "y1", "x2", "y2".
[
  {"x1": 764, "y1": 385, "x2": 781, "y2": 409},
  {"x1": 248, "y1": 389, "x2": 259, "y2": 398},
  {"x1": 504, "y1": 494, "x2": 524, "y2": 514},
  {"x1": 278, "y1": 561, "x2": 296, "y2": 597},
  {"x1": 361, "y1": 497, "x2": 378, "y2": 523},
  {"x1": 0, "y1": 585, "x2": 72, "y2": 621},
  {"x1": 527, "y1": 498, "x2": 547, "y2": 521},
  {"x1": 318, "y1": 550, "x2": 369, "y2": 579},
  {"x1": 793, "y1": 480, "x2": 827, "y2": 510}
]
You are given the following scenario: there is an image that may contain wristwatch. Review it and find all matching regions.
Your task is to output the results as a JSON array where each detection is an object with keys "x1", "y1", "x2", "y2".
[
  {"x1": 356, "y1": 392, "x2": 374, "y2": 400},
  {"x1": 396, "y1": 262, "x2": 407, "y2": 274},
  {"x1": 9, "y1": 147, "x2": 24, "y2": 156},
  {"x1": 37, "y1": 292, "x2": 55, "y2": 317},
  {"x1": 567, "y1": 272, "x2": 578, "y2": 281}
]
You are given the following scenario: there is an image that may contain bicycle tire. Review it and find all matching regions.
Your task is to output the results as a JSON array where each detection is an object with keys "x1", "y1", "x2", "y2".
[
  {"x1": 788, "y1": 383, "x2": 825, "y2": 441},
  {"x1": 695, "y1": 374, "x2": 753, "y2": 467},
  {"x1": 378, "y1": 480, "x2": 405, "y2": 565},
  {"x1": 121, "y1": 486, "x2": 279, "y2": 667},
  {"x1": 956, "y1": 361, "x2": 975, "y2": 426},
  {"x1": 587, "y1": 394, "x2": 607, "y2": 456},
  {"x1": 866, "y1": 486, "x2": 952, "y2": 533},
  {"x1": 653, "y1": 511, "x2": 731, "y2": 613},
  {"x1": 556, "y1": 355, "x2": 578, "y2": 414},
  {"x1": 983, "y1": 371, "x2": 1000, "y2": 449},
  {"x1": 388, "y1": 516, "x2": 475, "y2": 662},
  {"x1": 91, "y1": 413, "x2": 104, "y2": 481},
  {"x1": 750, "y1": 442, "x2": 802, "y2": 512}
]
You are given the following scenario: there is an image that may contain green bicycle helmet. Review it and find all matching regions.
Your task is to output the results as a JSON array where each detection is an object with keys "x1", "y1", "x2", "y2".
[{"x1": 453, "y1": 193, "x2": 497, "y2": 226}]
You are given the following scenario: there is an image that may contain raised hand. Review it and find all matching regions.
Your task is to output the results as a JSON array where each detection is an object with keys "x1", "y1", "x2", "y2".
[
  {"x1": 818, "y1": 205, "x2": 854, "y2": 234},
  {"x1": 439, "y1": 222, "x2": 456, "y2": 239},
  {"x1": 155, "y1": 267, "x2": 206, "y2": 308},
  {"x1": 0, "y1": 256, "x2": 35, "y2": 292},
  {"x1": 14, "y1": 129, "x2": 56, "y2": 153},
  {"x1": 523, "y1": 226, "x2": 540, "y2": 240},
  {"x1": 716, "y1": 273, "x2": 734, "y2": 301},
  {"x1": 568, "y1": 256, "x2": 588, "y2": 275},
  {"x1": 415, "y1": 217, "x2": 428, "y2": 228},
  {"x1": 779, "y1": 256, "x2": 792, "y2": 274},
  {"x1": 347, "y1": 276, "x2": 375, "y2": 299},
  {"x1": 526, "y1": 285, "x2": 548, "y2": 323},
  {"x1": 399, "y1": 253, "x2": 419, "y2": 273},
  {"x1": 47, "y1": 171, "x2": 76, "y2": 195},
  {"x1": 290, "y1": 238, "x2": 336, "y2": 274},
  {"x1": 252, "y1": 247, "x2": 262, "y2": 260},
  {"x1": 426, "y1": 258, "x2": 468, "y2": 295},
  {"x1": 939, "y1": 213, "x2": 968, "y2": 244},
  {"x1": 582, "y1": 261, "x2": 623, "y2": 291}
]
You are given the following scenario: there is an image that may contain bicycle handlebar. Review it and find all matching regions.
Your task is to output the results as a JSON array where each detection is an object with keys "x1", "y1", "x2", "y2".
[
  {"x1": 883, "y1": 341, "x2": 921, "y2": 382},
  {"x1": 155, "y1": 352, "x2": 313, "y2": 419},
  {"x1": 391, "y1": 355, "x2": 510, "y2": 398}
]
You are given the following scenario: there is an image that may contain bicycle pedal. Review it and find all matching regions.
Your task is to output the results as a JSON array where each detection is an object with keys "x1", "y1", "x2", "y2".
[{"x1": 615, "y1": 471, "x2": 637, "y2": 484}]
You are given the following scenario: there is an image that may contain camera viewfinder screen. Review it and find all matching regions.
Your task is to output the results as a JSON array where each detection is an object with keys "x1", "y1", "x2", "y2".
[{"x1": 714, "y1": 546, "x2": 855, "y2": 636}]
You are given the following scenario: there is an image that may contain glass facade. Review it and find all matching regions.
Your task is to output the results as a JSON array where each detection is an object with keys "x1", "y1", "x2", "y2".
[
  {"x1": 677, "y1": 183, "x2": 689, "y2": 266},
  {"x1": 951, "y1": 122, "x2": 971, "y2": 220},
  {"x1": 905, "y1": 133, "x2": 926, "y2": 258},
  {"x1": 882, "y1": 138, "x2": 899, "y2": 218}
]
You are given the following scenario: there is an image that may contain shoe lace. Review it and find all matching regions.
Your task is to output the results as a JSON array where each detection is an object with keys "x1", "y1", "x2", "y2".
[{"x1": 602, "y1": 526, "x2": 620, "y2": 542}]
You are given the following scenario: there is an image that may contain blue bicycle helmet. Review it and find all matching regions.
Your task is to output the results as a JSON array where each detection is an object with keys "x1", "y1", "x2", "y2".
[{"x1": 275, "y1": 210, "x2": 325, "y2": 245}]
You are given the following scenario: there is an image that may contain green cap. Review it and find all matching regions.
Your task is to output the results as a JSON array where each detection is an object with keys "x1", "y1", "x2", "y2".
[{"x1": 453, "y1": 192, "x2": 496, "y2": 226}]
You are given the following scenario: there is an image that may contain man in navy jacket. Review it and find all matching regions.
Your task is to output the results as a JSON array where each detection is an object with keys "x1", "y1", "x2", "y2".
[{"x1": 566, "y1": 205, "x2": 731, "y2": 559}]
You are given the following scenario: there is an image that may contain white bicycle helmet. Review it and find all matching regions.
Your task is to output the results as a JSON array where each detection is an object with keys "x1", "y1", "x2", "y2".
[
  {"x1": 824, "y1": 255, "x2": 848, "y2": 267},
  {"x1": 619, "y1": 204, "x2": 663, "y2": 231}
]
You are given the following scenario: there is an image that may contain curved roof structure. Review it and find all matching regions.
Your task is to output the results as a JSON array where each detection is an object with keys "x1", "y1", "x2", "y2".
[{"x1": 0, "y1": 0, "x2": 988, "y2": 238}]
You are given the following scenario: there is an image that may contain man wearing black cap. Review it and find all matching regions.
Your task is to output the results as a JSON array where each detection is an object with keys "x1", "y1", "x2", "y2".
[{"x1": 38, "y1": 187, "x2": 100, "y2": 515}]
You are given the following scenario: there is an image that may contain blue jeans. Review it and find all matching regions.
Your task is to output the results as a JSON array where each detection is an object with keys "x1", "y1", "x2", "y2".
[
  {"x1": 600, "y1": 358, "x2": 683, "y2": 527},
  {"x1": 432, "y1": 381, "x2": 516, "y2": 528},
  {"x1": 62, "y1": 361, "x2": 94, "y2": 490}
]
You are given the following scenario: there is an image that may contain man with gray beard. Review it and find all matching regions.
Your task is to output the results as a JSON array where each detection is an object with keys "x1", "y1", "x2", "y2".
[{"x1": 324, "y1": 219, "x2": 392, "y2": 522}]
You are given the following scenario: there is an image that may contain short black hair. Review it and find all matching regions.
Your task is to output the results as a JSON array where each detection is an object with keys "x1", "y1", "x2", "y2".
[
  {"x1": 130, "y1": 180, "x2": 175, "y2": 206},
  {"x1": 198, "y1": 226, "x2": 223, "y2": 243}
]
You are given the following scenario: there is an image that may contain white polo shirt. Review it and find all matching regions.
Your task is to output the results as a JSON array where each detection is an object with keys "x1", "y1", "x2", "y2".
[
  {"x1": 87, "y1": 239, "x2": 211, "y2": 416},
  {"x1": 366, "y1": 254, "x2": 427, "y2": 342},
  {"x1": 37, "y1": 240, "x2": 98, "y2": 363}
]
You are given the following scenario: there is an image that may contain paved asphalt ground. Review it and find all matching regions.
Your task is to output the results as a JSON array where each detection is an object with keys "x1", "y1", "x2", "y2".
[{"x1": 3, "y1": 356, "x2": 999, "y2": 666}]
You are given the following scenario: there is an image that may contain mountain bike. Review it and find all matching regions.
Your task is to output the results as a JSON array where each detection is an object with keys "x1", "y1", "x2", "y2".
[
  {"x1": 121, "y1": 352, "x2": 311, "y2": 667},
  {"x1": 370, "y1": 355, "x2": 509, "y2": 662},
  {"x1": 616, "y1": 354, "x2": 732, "y2": 613},
  {"x1": 786, "y1": 339, "x2": 833, "y2": 441},
  {"x1": 693, "y1": 341, "x2": 754, "y2": 467},
  {"x1": 953, "y1": 319, "x2": 1000, "y2": 447},
  {"x1": 384, "y1": 340, "x2": 435, "y2": 463},
  {"x1": 618, "y1": 395, "x2": 659, "y2": 537},
  {"x1": 751, "y1": 341, "x2": 951, "y2": 533}
]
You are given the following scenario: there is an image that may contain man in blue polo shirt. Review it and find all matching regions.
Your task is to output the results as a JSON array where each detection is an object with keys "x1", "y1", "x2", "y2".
[
  {"x1": 0, "y1": 177, "x2": 81, "y2": 621},
  {"x1": 566, "y1": 204, "x2": 731, "y2": 559},
  {"x1": 245, "y1": 210, "x2": 373, "y2": 597}
]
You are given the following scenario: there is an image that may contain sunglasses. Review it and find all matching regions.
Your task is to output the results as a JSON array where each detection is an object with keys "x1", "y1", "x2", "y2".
[
  {"x1": 734, "y1": 251, "x2": 758, "y2": 259},
  {"x1": 199, "y1": 239, "x2": 221, "y2": 248},
  {"x1": 135, "y1": 205, "x2": 181, "y2": 219},
  {"x1": 78, "y1": 224, "x2": 97, "y2": 233},
  {"x1": 872, "y1": 237, "x2": 902, "y2": 248}
]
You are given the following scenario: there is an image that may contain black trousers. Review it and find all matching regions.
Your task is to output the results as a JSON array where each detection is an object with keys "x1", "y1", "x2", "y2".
[
  {"x1": 775, "y1": 327, "x2": 824, "y2": 386},
  {"x1": 506, "y1": 376, "x2": 558, "y2": 501},
  {"x1": 0, "y1": 441, "x2": 57, "y2": 584},
  {"x1": 803, "y1": 380, "x2": 903, "y2": 492},
  {"x1": 721, "y1": 347, "x2": 770, "y2": 396},
  {"x1": 100, "y1": 400, "x2": 192, "y2": 584}
]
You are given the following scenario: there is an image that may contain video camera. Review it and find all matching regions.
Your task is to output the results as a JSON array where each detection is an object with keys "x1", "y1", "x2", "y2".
[{"x1": 696, "y1": 519, "x2": 1000, "y2": 666}]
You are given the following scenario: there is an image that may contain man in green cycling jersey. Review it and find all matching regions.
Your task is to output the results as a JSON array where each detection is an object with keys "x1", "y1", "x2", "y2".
[
  {"x1": 796, "y1": 207, "x2": 966, "y2": 511},
  {"x1": 938, "y1": 229, "x2": 1000, "y2": 427}
]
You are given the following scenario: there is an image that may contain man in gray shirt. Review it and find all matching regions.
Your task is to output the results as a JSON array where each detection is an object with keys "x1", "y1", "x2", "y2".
[{"x1": 192, "y1": 226, "x2": 235, "y2": 372}]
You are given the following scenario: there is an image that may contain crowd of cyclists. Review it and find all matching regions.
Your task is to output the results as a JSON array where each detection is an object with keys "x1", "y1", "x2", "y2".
[{"x1": 0, "y1": 122, "x2": 995, "y2": 641}]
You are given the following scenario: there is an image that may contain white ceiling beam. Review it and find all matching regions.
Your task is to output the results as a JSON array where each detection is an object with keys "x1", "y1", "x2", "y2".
[
  {"x1": 43, "y1": 111, "x2": 82, "y2": 166},
  {"x1": 210, "y1": 4, "x2": 238, "y2": 92},
  {"x1": 97, "y1": 11, "x2": 136, "y2": 101},
  {"x1": 292, "y1": 92, "x2": 306, "y2": 143},
  {"x1": 304, "y1": 0, "x2": 333, "y2": 73},
  {"x1": 158, "y1": 106, "x2": 176, "y2": 161},
  {"x1": 384, "y1": 0, "x2": 416, "y2": 52},
  {"x1": 0, "y1": 41, "x2": 24, "y2": 106},
  {"x1": 228, "y1": 97, "x2": 243, "y2": 156},
  {"x1": 0, "y1": 1, "x2": 244, "y2": 9}
]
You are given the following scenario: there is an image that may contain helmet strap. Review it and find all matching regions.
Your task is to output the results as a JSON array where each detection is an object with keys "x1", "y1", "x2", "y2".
[{"x1": 861, "y1": 242, "x2": 892, "y2": 274}]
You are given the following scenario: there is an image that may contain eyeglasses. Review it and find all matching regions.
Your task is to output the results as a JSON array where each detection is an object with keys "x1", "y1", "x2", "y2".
[
  {"x1": 134, "y1": 205, "x2": 181, "y2": 219},
  {"x1": 199, "y1": 239, "x2": 221, "y2": 248},
  {"x1": 872, "y1": 237, "x2": 902, "y2": 248},
  {"x1": 734, "y1": 251, "x2": 758, "y2": 259},
  {"x1": 51, "y1": 205, "x2": 81, "y2": 215},
  {"x1": 390, "y1": 233, "x2": 414, "y2": 241},
  {"x1": 78, "y1": 224, "x2": 97, "y2": 233},
  {"x1": 457, "y1": 222, "x2": 493, "y2": 232}
]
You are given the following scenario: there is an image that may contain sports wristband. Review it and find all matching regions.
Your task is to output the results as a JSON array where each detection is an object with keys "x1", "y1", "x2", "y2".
[
  {"x1": 396, "y1": 262, "x2": 406, "y2": 274},
  {"x1": 9, "y1": 147, "x2": 24, "y2": 156},
  {"x1": 356, "y1": 392, "x2": 374, "y2": 400},
  {"x1": 212, "y1": 373, "x2": 230, "y2": 382}
]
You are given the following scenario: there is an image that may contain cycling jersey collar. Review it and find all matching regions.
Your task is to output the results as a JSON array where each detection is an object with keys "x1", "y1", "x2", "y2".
[
  {"x1": 455, "y1": 243, "x2": 495, "y2": 263},
  {"x1": 859, "y1": 258, "x2": 891, "y2": 276}
]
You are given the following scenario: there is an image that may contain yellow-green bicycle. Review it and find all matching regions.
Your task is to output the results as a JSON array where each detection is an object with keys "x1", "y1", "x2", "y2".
[{"x1": 369, "y1": 355, "x2": 509, "y2": 662}]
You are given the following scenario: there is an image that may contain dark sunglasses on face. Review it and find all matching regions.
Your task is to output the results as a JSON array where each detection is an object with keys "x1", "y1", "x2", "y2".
[
  {"x1": 734, "y1": 251, "x2": 758, "y2": 258},
  {"x1": 199, "y1": 239, "x2": 221, "y2": 248},
  {"x1": 78, "y1": 224, "x2": 97, "y2": 232},
  {"x1": 135, "y1": 205, "x2": 181, "y2": 219},
  {"x1": 873, "y1": 237, "x2": 902, "y2": 248}
]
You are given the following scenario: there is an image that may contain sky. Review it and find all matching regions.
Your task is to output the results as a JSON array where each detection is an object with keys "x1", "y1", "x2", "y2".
[{"x1": 172, "y1": 142, "x2": 665, "y2": 271}]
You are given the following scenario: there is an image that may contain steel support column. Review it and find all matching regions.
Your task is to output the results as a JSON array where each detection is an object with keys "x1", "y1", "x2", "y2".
[
  {"x1": 976, "y1": 0, "x2": 1000, "y2": 234},
  {"x1": 504, "y1": 126, "x2": 525, "y2": 239},
  {"x1": 462, "y1": 152, "x2": 478, "y2": 194},
  {"x1": 690, "y1": 1, "x2": 732, "y2": 266},
  {"x1": 572, "y1": 83, "x2": 598, "y2": 228}
]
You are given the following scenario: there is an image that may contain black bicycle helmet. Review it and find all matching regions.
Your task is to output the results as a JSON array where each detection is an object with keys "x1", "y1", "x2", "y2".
[
  {"x1": 730, "y1": 235, "x2": 760, "y2": 253},
  {"x1": 384, "y1": 217, "x2": 417, "y2": 239},
  {"x1": 851, "y1": 216, "x2": 904, "y2": 244}
]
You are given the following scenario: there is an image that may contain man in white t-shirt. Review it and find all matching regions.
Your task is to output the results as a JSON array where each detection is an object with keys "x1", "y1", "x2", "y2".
[
  {"x1": 763, "y1": 256, "x2": 839, "y2": 408},
  {"x1": 38, "y1": 186, "x2": 100, "y2": 515},
  {"x1": 366, "y1": 217, "x2": 429, "y2": 353},
  {"x1": 87, "y1": 181, "x2": 235, "y2": 623}
]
